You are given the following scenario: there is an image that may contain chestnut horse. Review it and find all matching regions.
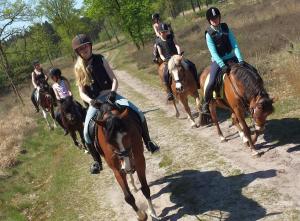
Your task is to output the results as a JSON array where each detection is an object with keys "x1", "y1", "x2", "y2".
[
  {"x1": 199, "y1": 62, "x2": 274, "y2": 155},
  {"x1": 94, "y1": 103, "x2": 158, "y2": 220},
  {"x1": 38, "y1": 83, "x2": 57, "y2": 130},
  {"x1": 158, "y1": 55, "x2": 201, "y2": 127},
  {"x1": 60, "y1": 97, "x2": 87, "y2": 149}
]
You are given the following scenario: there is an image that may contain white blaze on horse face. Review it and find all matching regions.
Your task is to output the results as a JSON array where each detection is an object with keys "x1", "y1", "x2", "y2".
[
  {"x1": 116, "y1": 132, "x2": 131, "y2": 172},
  {"x1": 172, "y1": 69, "x2": 182, "y2": 89}
]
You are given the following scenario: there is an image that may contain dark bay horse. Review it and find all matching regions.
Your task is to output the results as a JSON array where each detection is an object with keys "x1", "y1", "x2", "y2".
[
  {"x1": 199, "y1": 63, "x2": 274, "y2": 155},
  {"x1": 158, "y1": 55, "x2": 201, "y2": 127},
  {"x1": 60, "y1": 97, "x2": 87, "y2": 149},
  {"x1": 38, "y1": 83, "x2": 57, "y2": 129},
  {"x1": 94, "y1": 103, "x2": 158, "y2": 220}
]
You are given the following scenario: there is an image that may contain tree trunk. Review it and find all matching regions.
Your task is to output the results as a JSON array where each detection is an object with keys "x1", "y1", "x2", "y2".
[
  {"x1": 191, "y1": 0, "x2": 196, "y2": 12},
  {"x1": 196, "y1": 0, "x2": 201, "y2": 10},
  {"x1": 205, "y1": 0, "x2": 209, "y2": 7},
  {"x1": 0, "y1": 43, "x2": 24, "y2": 105},
  {"x1": 102, "y1": 24, "x2": 112, "y2": 43},
  {"x1": 107, "y1": 19, "x2": 120, "y2": 43}
]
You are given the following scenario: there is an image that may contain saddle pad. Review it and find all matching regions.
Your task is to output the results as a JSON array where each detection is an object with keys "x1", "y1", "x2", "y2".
[{"x1": 204, "y1": 73, "x2": 226, "y2": 99}]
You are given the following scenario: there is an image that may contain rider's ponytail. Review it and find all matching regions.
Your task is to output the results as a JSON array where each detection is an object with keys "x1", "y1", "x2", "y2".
[{"x1": 74, "y1": 56, "x2": 92, "y2": 87}]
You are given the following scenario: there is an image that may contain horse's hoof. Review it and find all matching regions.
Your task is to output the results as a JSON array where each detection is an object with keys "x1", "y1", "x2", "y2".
[
  {"x1": 220, "y1": 137, "x2": 228, "y2": 143},
  {"x1": 137, "y1": 210, "x2": 147, "y2": 221},
  {"x1": 175, "y1": 113, "x2": 180, "y2": 118},
  {"x1": 149, "y1": 213, "x2": 160, "y2": 220},
  {"x1": 191, "y1": 123, "x2": 196, "y2": 128},
  {"x1": 251, "y1": 150, "x2": 261, "y2": 157}
]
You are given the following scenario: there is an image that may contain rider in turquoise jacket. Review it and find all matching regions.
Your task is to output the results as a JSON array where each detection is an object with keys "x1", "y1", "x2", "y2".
[{"x1": 202, "y1": 7, "x2": 244, "y2": 114}]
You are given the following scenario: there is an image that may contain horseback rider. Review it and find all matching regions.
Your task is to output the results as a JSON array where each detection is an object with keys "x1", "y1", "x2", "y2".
[
  {"x1": 31, "y1": 60, "x2": 56, "y2": 112},
  {"x1": 72, "y1": 34, "x2": 160, "y2": 174},
  {"x1": 156, "y1": 23, "x2": 180, "y2": 101},
  {"x1": 157, "y1": 23, "x2": 198, "y2": 101},
  {"x1": 202, "y1": 7, "x2": 244, "y2": 114},
  {"x1": 49, "y1": 68, "x2": 75, "y2": 136}
]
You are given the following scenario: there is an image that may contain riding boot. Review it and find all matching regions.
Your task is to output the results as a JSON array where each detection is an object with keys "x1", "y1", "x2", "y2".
[
  {"x1": 86, "y1": 143, "x2": 103, "y2": 174},
  {"x1": 141, "y1": 119, "x2": 160, "y2": 153},
  {"x1": 164, "y1": 83, "x2": 174, "y2": 101},
  {"x1": 201, "y1": 87, "x2": 213, "y2": 115}
]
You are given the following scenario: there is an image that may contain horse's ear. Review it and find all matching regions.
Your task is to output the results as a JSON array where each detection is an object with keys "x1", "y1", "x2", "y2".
[
  {"x1": 94, "y1": 119, "x2": 106, "y2": 127},
  {"x1": 119, "y1": 108, "x2": 129, "y2": 119}
]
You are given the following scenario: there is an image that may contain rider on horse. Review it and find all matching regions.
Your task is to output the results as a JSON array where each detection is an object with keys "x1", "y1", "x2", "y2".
[
  {"x1": 202, "y1": 7, "x2": 244, "y2": 115},
  {"x1": 72, "y1": 34, "x2": 160, "y2": 174},
  {"x1": 31, "y1": 60, "x2": 56, "y2": 112},
  {"x1": 152, "y1": 13, "x2": 162, "y2": 63},
  {"x1": 157, "y1": 23, "x2": 198, "y2": 101},
  {"x1": 49, "y1": 68, "x2": 77, "y2": 135}
]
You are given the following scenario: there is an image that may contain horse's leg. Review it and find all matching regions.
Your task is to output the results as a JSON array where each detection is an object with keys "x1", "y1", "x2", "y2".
[
  {"x1": 70, "y1": 130, "x2": 79, "y2": 148},
  {"x1": 135, "y1": 155, "x2": 158, "y2": 219},
  {"x1": 129, "y1": 173, "x2": 139, "y2": 193},
  {"x1": 231, "y1": 113, "x2": 249, "y2": 144},
  {"x1": 210, "y1": 101, "x2": 227, "y2": 142},
  {"x1": 171, "y1": 99, "x2": 180, "y2": 118},
  {"x1": 42, "y1": 110, "x2": 51, "y2": 130},
  {"x1": 113, "y1": 169, "x2": 147, "y2": 221},
  {"x1": 234, "y1": 108, "x2": 259, "y2": 156},
  {"x1": 193, "y1": 94, "x2": 201, "y2": 127},
  {"x1": 50, "y1": 107, "x2": 57, "y2": 129},
  {"x1": 180, "y1": 96, "x2": 196, "y2": 127}
]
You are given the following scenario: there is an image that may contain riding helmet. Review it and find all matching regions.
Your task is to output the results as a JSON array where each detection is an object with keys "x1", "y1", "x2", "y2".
[
  {"x1": 206, "y1": 7, "x2": 221, "y2": 22},
  {"x1": 158, "y1": 23, "x2": 169, "y2": 32},
  {"x1": 72, "y1": 34, "x2": 92, "y2": 50},
  {"x1": 49, "y1": 67, "x2": 62, "y2": 77},
  {"x1": 152, "y1": 13, "x2": 160, "y2": 20},
  {"x1": 32, "y1": 60, "x2": 40, "y2": 66}
]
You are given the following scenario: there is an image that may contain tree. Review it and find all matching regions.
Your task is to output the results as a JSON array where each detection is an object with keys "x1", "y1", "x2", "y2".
[{"x1": 0, "y1": 0, "x2": 32, "y2": 104}]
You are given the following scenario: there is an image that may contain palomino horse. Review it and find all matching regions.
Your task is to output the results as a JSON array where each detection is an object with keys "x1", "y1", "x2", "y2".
[
  {"x1": 38, "y1": 83, "x2": 57, "y2": 129},
  {"x1": 199, "y1": 62, "x2": 274, "y2": 155},
  {"x1": 158, "y1": 54, "x2": 201, "y2": 127},
  {"x1": 94, "y1": 103, "x2": 158, "y2": 221},
  {"x1": 60, "y1": 97, "x2": 87, "y2": 149}
]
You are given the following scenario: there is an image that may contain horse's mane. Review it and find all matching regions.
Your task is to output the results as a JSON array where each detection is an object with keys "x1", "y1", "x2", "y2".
[
  {"x1": 99, "y1": 103, "x2": 127, "y2": 144},
  {"x1": 168, "y1": 55, "x2": 183, "y2": 73},
  {"x1": 231, "y1": 64, "x2": 265, "y2": 101}
]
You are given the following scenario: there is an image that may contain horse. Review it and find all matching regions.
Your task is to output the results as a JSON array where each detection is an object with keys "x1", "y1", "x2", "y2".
[
  {"x1": 158, "y1": 54, "x2": 201, "y2": 127},
  {"x1": 93, "y1": 102, "x2": 158, "y2": 221},
  {"x1": 37, "y1": 83, "x2": 57, "y2": 130},
  {"x1": 60, "y1": 97, "x2": 87, "y2": 149},
  {"x1": 199, "y1": 62, "x2": 274, "y2": 155}
]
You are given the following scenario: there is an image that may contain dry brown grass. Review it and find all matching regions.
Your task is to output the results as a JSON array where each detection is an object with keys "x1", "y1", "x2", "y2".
[{"x1": 0, "y1": 92, "x2": 36, "y2": 170}]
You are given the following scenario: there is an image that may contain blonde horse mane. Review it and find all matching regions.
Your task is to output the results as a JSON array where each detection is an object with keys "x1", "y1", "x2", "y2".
[{"x1": 168, "y1": 54, "x2": 183, "y2": 73}]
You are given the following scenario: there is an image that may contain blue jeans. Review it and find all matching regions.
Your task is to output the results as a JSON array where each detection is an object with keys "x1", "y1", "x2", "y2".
[{"x1": 84, "y1": 93, "x2": 145, "y2": 144}]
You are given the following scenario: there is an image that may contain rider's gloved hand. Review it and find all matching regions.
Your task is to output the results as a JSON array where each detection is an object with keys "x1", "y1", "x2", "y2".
[
  {"x1": 238, "y1": 61, "x2": 245, "y2": 66},
  {"x1": 90, "y1": 99, "x2": 103, "y2": 108},
  {"x1": 221, "y1": 65, "x2": 229, "y2": 74},
  {"x1": 107, "y1": 91, "x2": 117, "y2": 103}
]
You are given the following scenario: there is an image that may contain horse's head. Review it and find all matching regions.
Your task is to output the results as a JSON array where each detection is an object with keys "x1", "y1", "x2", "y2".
[
  {"x1": 39, "y1": 90, "x2": 53, "y2": 111},
  {"x1": 61, "y1": 100, "x2": 78, "y2": 125},
  {"x1": 168, "y1": 54, "x2": 185, "y2": 92},
  {"x1": 95, "y1": 106, "x2": 134, "y2": 173},
  {"x1": 251, "y1": 91, "x2": 275, "y2": 133}
]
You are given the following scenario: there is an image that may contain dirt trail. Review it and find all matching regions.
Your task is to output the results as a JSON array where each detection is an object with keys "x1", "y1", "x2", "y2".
[{"x1": 93, "y1": 67, "x2": 300, "y2": 220}]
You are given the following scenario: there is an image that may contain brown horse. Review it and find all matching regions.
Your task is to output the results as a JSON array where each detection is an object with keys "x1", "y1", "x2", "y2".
[
  {"x1": 158, "y1": 55, "x2": 201, "y2": 127},
  {"x1": 38, "y1": 83, "x2": 57, "y2": 130},
  {"x1": 199, "y1": 62, "x2": 274, "y2": 155},
  {"x1": 94, "y1": 103, "x2": 158, "y2": 221},
  {"x1": 60, "y1": 97, "x2": 87, "y2": 149}
]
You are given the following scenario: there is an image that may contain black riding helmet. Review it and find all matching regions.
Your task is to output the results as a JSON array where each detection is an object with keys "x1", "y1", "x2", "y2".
[
  {"x1": 49, "y1": 67, "x2": 62, "y2": 78},
  {"x1": 72, "y1": 34, "x2": 92, "y2": 51},
  {"x1": 206, "y1": 7, "x2": 221, "y2": 22},
  {"x1": 32, "y1": 60, "x2": 40, "y2": 66},
  {"x1": 152, "y1": 13, "x2": 160, "y2": 20},
  {"x1": 158, "y1": 23, "x2": 169, "y2": 32}
]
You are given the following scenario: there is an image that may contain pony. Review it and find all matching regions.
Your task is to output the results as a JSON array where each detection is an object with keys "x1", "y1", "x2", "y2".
[
  {"x1": 37, "y1": 82, "x2": 57, "y2": 130},
  {"x1": 158, "y1": 54, "x2": 201, "y2": 127},
  {"x1": 60, "y1": 97, "x2": 87, "y2": 149},
  {"x1": 94, "y1": 103, "x2": 158, "y2": 221},
  {"x1": 199, "y1": 62, "x2": 274, "y2": 155}
]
